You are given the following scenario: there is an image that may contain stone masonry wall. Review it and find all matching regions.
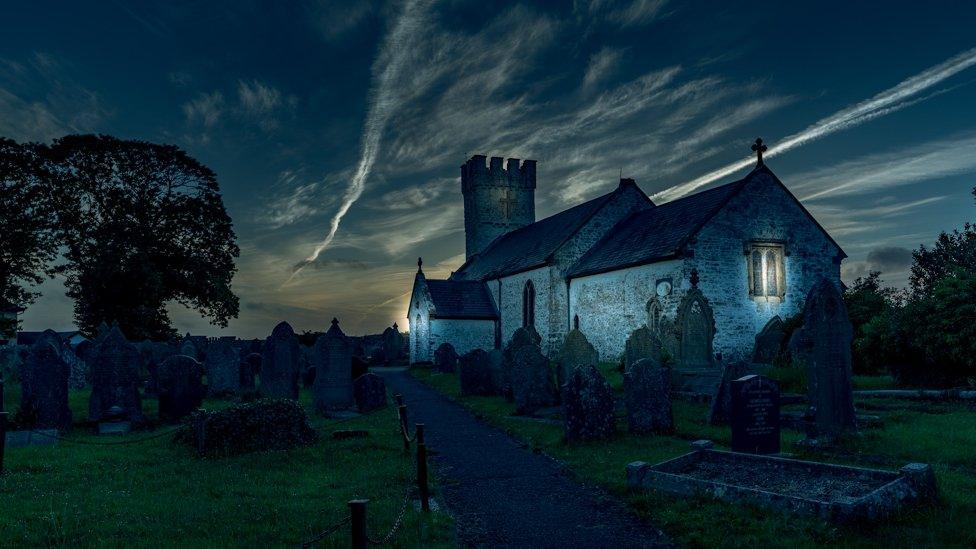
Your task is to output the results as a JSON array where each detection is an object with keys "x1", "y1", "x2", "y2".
[
  {"x1": 495, "y1": 266, "x2": 555, "y2": 354},
  {"x1": 430, "y1": 318, "x2": 496, "y2": 357}
]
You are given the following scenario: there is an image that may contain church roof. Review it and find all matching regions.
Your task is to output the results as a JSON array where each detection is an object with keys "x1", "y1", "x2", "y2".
[
  {"x1": 452, "y1": 189, "x2": 621, "y2": 280},
  {"x1": 426, "y1": 279, "x2": 498, "y2": 320}
]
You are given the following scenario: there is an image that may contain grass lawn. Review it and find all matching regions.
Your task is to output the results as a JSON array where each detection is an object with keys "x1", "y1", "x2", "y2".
[
  {"x1": 0, "y1": 380, "x2": 455, "y2": 548},
  {"x1": 411, "y1": 365, "x2": 976, "y2": 548}
]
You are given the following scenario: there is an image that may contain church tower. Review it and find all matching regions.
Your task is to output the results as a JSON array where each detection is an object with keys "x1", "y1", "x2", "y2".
[{"x1": 461, "y1": 155, "x2": 536, "y2": 259}]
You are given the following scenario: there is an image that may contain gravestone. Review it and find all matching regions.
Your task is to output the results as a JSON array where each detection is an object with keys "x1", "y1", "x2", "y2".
[
  {"x1": 624, "y1": 326, "x2": 662, "y2": 372},
  {"x1": 752, "y1": 316, "x2": 786, "y2": 364},
  {"x1": 178, "y1": 335, "x2": 200, "y2": 361},
  {"x1": 261, "y1": 321, "x2": 300, "y2": 400},
  {"x1": 241, "y1": 353, "x2": 261, "y2": 390},
  {"x1": 351, "y1": 356, "x2": 369, "y2": 381},
  {"x1": 382, "y1": 324, "x2": 403, "y2": 364},
  {"x1": 353, "y1": 372, "x2": 387, "y2": 413},
  {"x1": 730, "y1": 374, "x2": 781, "y2": 454},
  {"x1": 555, "y1": 329, "x2": 599, "y2": 388},
  {"x1": 63, "y1": 345, "x2": 88, "y2": 390},
  {"x1": 459, "y1": 349, "x2": 494, "y2": 396},
  {"x1": 790, "y1": 279, "x2": 857, "y2": 440},
  {"x1": 486, "y1": 349, "x2": 506, "y2": 396},
  {"x1": 157, "y1": 355, "x2": 205, "y2": 421},
  {"x1": 708, "y1": 361, "x2": 749, "y2": 425},
  {"x1": 299, "y1": 345, "x2": 316, "y2": 388},
  {"x1": 205, "y1": 338, "x2": 240, "y2": 396},
  {"x1": 434, "y1": 342, "x2": 459, "y2": 374},
  {"x1": 674, "y1": 275, "x2": 715, "y2": 370},
  {"x1": 18, "y1": 330, "x2": 72, "y2": 430},
  {"x1": 88, "y1": 326, "x2": 145, "y2": 424},
  {"x1": 501, "y1": 326, "x2": 542, "y2": 400},
  {"x1": 511, "y1": 341, "x2": 557, "y2": 415},
  {"x1": 624, "y1": 357, "x2": 673, "y2": 434},
  {"x1": 136, "y1": 341, "x2": 176, "y2": 396},
  {"x1": 562, "y1": 365, "x2": 615, "y2": 441},
  {"x1": 313, "y1": 318, "x2": 354, "y2": 413}
]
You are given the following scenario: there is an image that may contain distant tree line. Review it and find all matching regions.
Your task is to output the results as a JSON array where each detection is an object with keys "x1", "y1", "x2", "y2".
[{"x1": 0, "y1": 134, "x2": 239, "y2": 341}]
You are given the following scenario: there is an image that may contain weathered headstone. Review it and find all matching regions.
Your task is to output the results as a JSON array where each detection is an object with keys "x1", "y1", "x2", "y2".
[
  {"x1": 241, "y1": 353, "x2": 261, "y2": 391},
  {"x1": 486, "y1": 349, "x2": 506, "y2": 396},
  {"x1": 708, "y1": 361, "x2": 749, "y2": 425},
  {"x1": 459, "y1": 349, "x2": 494, "y2": 396},
  {"x1": 299, "y1": 344, "x2": 315, "y2": 388},
  {"x1": 353, "y1": 372, "x2": 387, "y2": 413},
  {"x1": 790, "y1": 279, "x2": 857, "y2": 440},
  {"x1": 313, "y1": 318, "x2": 354, "y2": 413},
  {"x1": 562, "y1": 365, "x2": 615, "y2": 441},
  {"x1": 178, "y1": 335, "x2": 200, "y2": 361},
  {"x1": 434, "y1": 342, "x2": 459, "y2": 374},
  {"x1": 63, "y1": 345, "x2": 88, "y2": 390},
  {"x1": 624, "y1": 357, "x2": 673, "y2": 434},
  {"x1": 18, "y1": 330, "x2": 72, "y2": 430},
  {"x1": 351, "y1": 356, "x2": 369, "y2": 381},
  {"x1": 752, "y1": 316, "x2": 786, "y2": 364},
  {"x1": 730, "y1": 374, "x2": 781, "y2": 454},
  {"x1": 624, "y1": 326, "x2": 662, "y2": 372},
  {"x1": 555, "y1": 329, "x2": 599, "y2": 388},
  {"x1": 501, "y1": 326, "x2": 542, "y2": 400},
  {"x1": 260, "y1": 321, "x2": 300, "y2": 400},
  {"x1": 88, "y1": 326, "x2": 145, "y2": 424},
  {"x1": 157, "y1": 355, "x2": 205, "y2": 421},
  {"x1": 382, "y1": 324, "x2": 403, "y2": 364},
  {"x1": 511, "y1": 342, "x2": 557, "y2": 415},
  {"x1": 205, "y1": 338, "x2": 240, "y2": 396}
]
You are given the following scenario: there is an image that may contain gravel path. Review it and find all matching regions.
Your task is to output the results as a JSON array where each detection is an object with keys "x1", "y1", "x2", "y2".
[{"x1": 378, "y1": 369, "x2": 669, "y2": 548}]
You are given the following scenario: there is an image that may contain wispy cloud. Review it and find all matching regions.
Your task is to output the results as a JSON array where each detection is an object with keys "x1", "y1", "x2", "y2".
[
  {"x1": 583, "y1": 47, "x2": 624, "y2": 90},
  {"x1": 182, "y1": 91, "x2": 224, "y2": 127},
  {"x1": 578, "y1": 0, "x2": 670, "y2": 28},
  {"x1": 655, "y1": 46, "x2": 976, "y2": 202}
]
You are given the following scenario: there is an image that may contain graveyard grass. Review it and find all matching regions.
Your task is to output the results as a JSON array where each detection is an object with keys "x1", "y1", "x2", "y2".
[
  {"x1": 0, "y1": 383, "x2": 455, "y2": 547},
  {"x1": 411, "y1": 364, "x2": 976, "y2": 547}
]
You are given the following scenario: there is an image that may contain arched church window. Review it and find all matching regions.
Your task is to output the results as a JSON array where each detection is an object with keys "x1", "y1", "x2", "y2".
[
  {"x1": 646, "y1": 298, "x2": 662, "y2": 333},
  {"x1": 522, "y1": 280, "x2": 536, "y2": 328},
  {"x1": 748, "y1": 243, "x2": 785, "y2": 298}
]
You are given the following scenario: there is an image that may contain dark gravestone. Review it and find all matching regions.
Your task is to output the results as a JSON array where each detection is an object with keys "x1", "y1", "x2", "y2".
[
  {"x1": 624, "y1": 326, "x2": 662, "y2": 372},
  {"x1": 299, "y1": 345, "x2": 315, "y2": 388},
  {"x1": 708, "y1": 361, "x2": 749, "y2": 425},
  {"x1": 674, "y1": 282, "x2": 715, "y2": 370},
  {"x1": 434, "y1": 342, "x2": 459, "y2": 374},
  {"x1": 790, "y1": 279, "x2": 857, "y2": 440},
  {"x1": 241, "y1": 353, "x2": 261, "y2": 390},
  {"x1": 351, "y1": 356, "x2": 369, "y2": 381},
  {"x1": 313, "y1": 319, "x2": 354, "y2": 413},
  {"x1": 752, "y1": 316, "x2": 786, "y2": 364},
  {"x1": 136, "y1": 341, "x2": 176, "y2": 396},
  {"x1": 18, "y1": 330, "x2": 72, "y2": 430},
  {"x1": 555, "y1": 329, "x2": 599, "y2": 388},
  {"x1": 178, "y1": 335, "x2": 200, "y2": 361},
  {"x1": 157, "y1": 355, "x2": 205, "y2": 422},
  {"x1": 624, "y1": 357, "x2": 673, "y2": 434},
  {"x1": 353, "y1": 372, "x2": 387, "y2": 413},
  {"x1": 486, "y1": 349, "x2": 506, "y2": 396},
  {"x1": 562, "y1": 365, "x2": 615, "y2": 441},
  {"x1": 88, "y1": 326, "x2": 145, "y2": 424},
  {"x1": 63, "y1": 345, "x2": 87, "y2": 390},
  {"x1": 205, "y1": 339, "x2": 240, "y2": 396},
  {"x1": 511, "y1": 342, "x2": 557, "y2": 415},
  {"x1": 731, "y1": 375, "x2": 781, "y2": 454},
  {"x1": 261, "y1": 321, "x2": 300, "y2": 400},
  {"x1": 501, "y1": 326, "x2": 542, "y2": 400},
  {"x1": 459, "y1": 349, "x2": 493, "y2": 396},
  {"x1": 382, "y1": 324, "x2": 403, "y2": 364}
]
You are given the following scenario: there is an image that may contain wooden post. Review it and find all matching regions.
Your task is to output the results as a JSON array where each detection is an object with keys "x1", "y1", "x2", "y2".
[
  {"x1": 416, "y1": 423, "x2": 430, "y2": 511},
  {"x1": 0, "y1": 411, "x2": 8, "y2": 476},
  {"x1": 398, "y1": 404, "x2": 410, "y2": 452},
  {"x1": 349, "y1": 499, "x2": 368, "y2": 549}
]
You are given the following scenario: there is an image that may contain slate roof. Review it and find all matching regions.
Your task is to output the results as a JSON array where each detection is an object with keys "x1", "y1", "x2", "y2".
[
  {"x1": 17, "y1": 331, "x2": 82, "y2": 346},
  {"x1": 452, "y1": 190, "x2": 620, "y2": 281},
  {"x1": 426, "y1": 279, "x2": 498, "y2": 319}
]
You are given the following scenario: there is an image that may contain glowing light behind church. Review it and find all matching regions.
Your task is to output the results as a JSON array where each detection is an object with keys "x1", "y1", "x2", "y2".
[{"x1": 655, "y1": 46, "x2": 976, "y2": 202}]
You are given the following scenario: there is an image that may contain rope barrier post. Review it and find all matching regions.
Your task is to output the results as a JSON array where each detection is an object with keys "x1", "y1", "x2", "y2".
[
  {"x1": 349, "y1": 499, "x2": 368, "y2": 549},
  {"x1": 398, "y1": 404, "x2": 410, "y2": 453},
  {"x1": 416, "y1": 423, "x2": 430, "y2": 512},
  {"x1": 0, "y1": 411, "x2": 7, "y2": 476},
  {"x1": 196, "y1": 409, "x2": 208, "y2": 457}
]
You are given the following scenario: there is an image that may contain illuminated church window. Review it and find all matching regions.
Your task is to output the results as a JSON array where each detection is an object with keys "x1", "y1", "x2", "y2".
[{"x1": 748, "y1": 244, "x2": 785, "y2": 298}]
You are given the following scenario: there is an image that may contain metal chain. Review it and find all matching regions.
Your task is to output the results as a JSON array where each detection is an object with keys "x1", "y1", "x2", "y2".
[
  {"x1": 299, "y1": 515, "x2": 351, "y2": 548},
  {"x1": 366, "y1": 483, "x2": 412, "y2": 545},
  {"x1": 27, "y1": 426, "x2": 182, "y2": 446}
]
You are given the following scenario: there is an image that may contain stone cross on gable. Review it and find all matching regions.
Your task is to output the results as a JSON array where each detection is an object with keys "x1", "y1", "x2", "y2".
[
  {"x1": 751, "y1": 137, "x2": 767, "y2": 166},
  {"x1": 500, "y1": 189, "x2": 517, "y2": 219}
]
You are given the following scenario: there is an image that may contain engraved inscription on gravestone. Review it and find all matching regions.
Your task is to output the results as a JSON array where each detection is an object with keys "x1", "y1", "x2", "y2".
[{"x1": 730, "y1": 374, "x2": 780, "y2": 454}]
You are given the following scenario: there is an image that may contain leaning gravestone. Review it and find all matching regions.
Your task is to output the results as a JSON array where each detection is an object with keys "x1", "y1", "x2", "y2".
[
  {"x1": 562, "y1": 365, "x2": 615, "y2": 441},
  {"x1": 382, "y1": 324, "x2": 403, "y2": 364},
  {"x1": 313, "y1": 318, "x2": 354, "y2": 413},
  {"x1": 88, "y1": 326, "x2": 145, "y2": 424},
  {"x1": 241, "y1": 353, "x2": 261, "y2": 390},
  {"x1": 625, "y1": 357, "x2": 673, "y2": 434},
  {"x1": 18, "y1": 330, "x2": 72, "y2": 430},
  {"x1": 790, "y1": 279, "x2": 857, "y2": 441},
  {"x1": 511, "y1": 341, "x2": 557, "y2": 415},
  {"x1": 624, "y1": 326, "x2": 662, "y2": 372},
  {"x1": 434, "y1": 342, "x2": 459, "y2": 374},
  {"x1": 353, "y1": 372, "x2": 387, "y2": 413},
  {"x1": 555, "y1": 329, "x2": 599, "y2": 389},
  {"x1": 459, "y1": 349, "x2": 493, "y2": 396},
  {"x1": 730, "y1": 374, "x2": 781, "y2": 454},
  {"x1": 205, "y1": 338, "x2": 240, "y2": 396},
  {"x1": 261, "y1": 321, "x2": 300, "y2": 400},
  {"x1": 708, "y1": 361, "x2": 749, "y2": 425},
  {"x1": 157, "y1": 355, "x2": 205, "y2": 422},
  {"x1": 752, "y1": 316, "x2": 786, "y2": 364}
]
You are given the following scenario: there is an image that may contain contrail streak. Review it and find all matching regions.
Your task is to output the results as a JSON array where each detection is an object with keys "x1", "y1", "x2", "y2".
[
  {"x1": 653, "y1": 46, "x2": 976, "y2": 202},
  {"x1": 285, "y1": 0, "x2": 429, "y2": 285}
]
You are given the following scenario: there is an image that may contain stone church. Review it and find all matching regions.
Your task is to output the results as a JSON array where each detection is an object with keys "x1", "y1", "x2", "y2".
[{"x1": 408, "y1": 144, "x2": 845, "y2": 375}]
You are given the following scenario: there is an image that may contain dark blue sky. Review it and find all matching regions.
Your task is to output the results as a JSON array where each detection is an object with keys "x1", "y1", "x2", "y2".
[{"x1": 4, "y1": 1, "x2": 976, "y2": 337}]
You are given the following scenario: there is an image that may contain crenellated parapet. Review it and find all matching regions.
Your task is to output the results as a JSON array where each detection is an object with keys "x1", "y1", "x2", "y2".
[{"x1": 461, "y1": 154, "x2": 537, "y2": 259}]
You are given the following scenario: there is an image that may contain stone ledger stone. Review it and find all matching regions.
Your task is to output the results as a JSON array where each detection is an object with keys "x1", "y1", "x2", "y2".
[
  {"x1": 555, "y1": 329, "x2": 599, "y2": 388},
  {"x1": 261, "y1": 321, "x2": 300, "y2": 400},
  {"x1": 730, "y1": 374, "x2": 781, "y2": 454},
  {"x1": 459, "y1": 349, "x2": 493, "y2": 396},
  {"x1": 19, "y1": 330, "x2": 72, "y2": 430},
  {"x1": 313, "y1": 319, "x2": 354, "y2": 413},
  {"x1": 434, "y1": 342, "x2": 459, "y2": 374},
  {"x1": 157, "y1": 355, "x2": 205, "y2": 421},
  {"x1": 511, "y1": 341, "x2": 557, "y2": 415},
  {"x1": 562, "y1": 365, "x2": 615, "y2": 441},
  {"x1": 353, "y1": 372, "x2": 387, "y2": 413},
  {"x1": 625, "y1": 357, "x2": 673, "y2": 434},
  {"x1": 205, "y1": 339, "x2": 240, "y2": 396},
  {"x1": 88, "y1": 326, "x2": 145, "y2": 424}
]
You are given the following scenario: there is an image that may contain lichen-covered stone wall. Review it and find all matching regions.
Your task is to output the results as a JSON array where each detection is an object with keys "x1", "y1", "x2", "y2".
[{"x1": 429, "y1": 318, "x2": 496, "y2": 357}]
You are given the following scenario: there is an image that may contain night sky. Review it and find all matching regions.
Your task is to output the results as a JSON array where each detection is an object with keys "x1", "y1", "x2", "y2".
[{"x1": 4, "y1": 1, "x2": 976, "y2": 338}]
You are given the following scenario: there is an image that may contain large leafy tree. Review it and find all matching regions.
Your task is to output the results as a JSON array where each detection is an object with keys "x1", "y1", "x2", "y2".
[
  {"x1": 43, "y1": 134, "x2": 239, "y2": 340},
  {"x1": 910, "y1": 186, "x2": 976, "y2": 296},
  {"x1": 0, "y1": 139, "x2": 56, "y2": 336}
]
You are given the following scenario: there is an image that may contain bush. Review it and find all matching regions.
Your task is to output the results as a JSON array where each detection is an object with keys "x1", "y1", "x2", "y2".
[{"x1": 176, "y1": 398, "x2": 318, "y2": 456}]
